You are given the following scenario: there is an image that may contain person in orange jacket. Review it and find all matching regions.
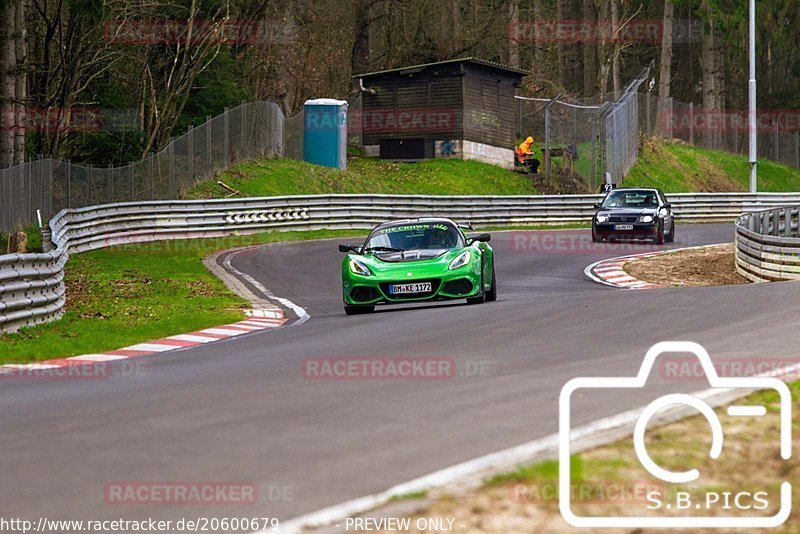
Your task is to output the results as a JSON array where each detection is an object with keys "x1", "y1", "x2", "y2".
[
  {"x1": 518, "y1": 136, "x2": 535, "y2": 156},
  {"x1": 515, "y1": 136, "x2": 540, "y2": 174}
]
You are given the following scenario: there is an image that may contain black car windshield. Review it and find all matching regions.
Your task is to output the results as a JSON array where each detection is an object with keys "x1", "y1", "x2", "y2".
[
  {"x1": 364, "y1": 222, "x2": 464, "y2": 251},
  {"x1": 601, "y1": 190, "x2": 659, "y2": 209}
]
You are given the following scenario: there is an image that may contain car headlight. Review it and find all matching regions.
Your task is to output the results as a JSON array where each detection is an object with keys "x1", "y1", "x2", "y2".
[
  {"x1": 659, "y1": 208, "x2": 669, "y2": 217},
  {"x1": 596, "y1": 214, "x2": 609, "y2": 224},
  {"x1": 348, "y1": 258, "x2": 372, "y2": 276},
  {"x1": 639, "y1": 215, "x2": 654, "y2": 223},
  {"x1": 449, "y1": 250, "x2": 471, "y2": 270}
]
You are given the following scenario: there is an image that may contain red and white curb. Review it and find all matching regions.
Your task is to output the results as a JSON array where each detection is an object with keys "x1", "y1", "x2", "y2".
[
  {"x1": 0, "y1": 245, "x2": 307, "y2": 378},
  {"x1": 585, "y1": 251, "x2": 667, "y2": 289},
  {"x1": 0, "y1": 310, "x2": 286, "y2": 377}
]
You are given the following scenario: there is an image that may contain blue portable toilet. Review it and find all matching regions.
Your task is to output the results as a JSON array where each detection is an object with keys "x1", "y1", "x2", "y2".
[{"x1": 303, "y1": 98, "x2": 348, "y2": 170}]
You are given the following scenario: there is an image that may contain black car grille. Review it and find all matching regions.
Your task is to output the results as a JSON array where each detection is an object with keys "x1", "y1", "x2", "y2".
[
  {"x1": 350, "y1": 286, "x2": 380, "y2": 302},
  {"x1": 609, "y1": 215, "x2": 639, "y2": 223},
  {"x1": 379, "y1": 279, "x2": 440, "y2": 299},
  {"x1": 442, "y1": 278, "x2": 473, "y2": 295}
]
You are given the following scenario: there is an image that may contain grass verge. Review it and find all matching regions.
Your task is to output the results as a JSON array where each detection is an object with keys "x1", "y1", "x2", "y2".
[
  {"x1": 625, "y1": 138, "x2": 800, "y2": 192},
  {"x1": 185, "y1": 158, "x2": 540, "y2": 198},
  {"x1": 0, "y1": 229, "x2": 362, "y2": 365},
  {"x1": 371, "y1": 381, "x2": 800, "y2": 533}
]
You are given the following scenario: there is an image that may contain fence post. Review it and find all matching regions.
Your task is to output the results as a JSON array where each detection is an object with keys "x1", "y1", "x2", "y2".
[
  {"x1": 107, "y1": 163, "x2": 113, "y2": 202},
  {"x1": 646, "y1": 90, "x2": 651, "y2": 135},
  {"x1": 187, "y1": 124, "x2": 194, "y2": 182},
  {"x1": 688, "y1": 103, "x2": 694, "y2": 145},
  {"x1": 169, "y1": 142, "x2": 175, "y2": 198},
  {"x1": 206, "y1": 115, "x2": 212, "y2": 169},
  {"x1": 668, "y1": 97, "x2": 674, "y2": 138},
  {"x1": 591, "y1": 113, "x2": 597, "y2": 191},
  {"x1": 785, "y1": 207, "x2": 792, "y2": 237},
  {"x1": 542, "y1": 95, "x2": 560, "y2": 186},
  {"x1": 65, "y1": 161, "x2": 71, "y2": 208},
  {"x1": 223, "y1": 106, "x2": 230, "y2": 168},
  {"x1": 241, "y1": 102, "x2": 246, "y2": 159},
  {"x1": 795, "y1": 131, "x2": 799, "y2": 168},
  {"x1": 774, "y1": 122, "x2": 779, "y2": 162}
]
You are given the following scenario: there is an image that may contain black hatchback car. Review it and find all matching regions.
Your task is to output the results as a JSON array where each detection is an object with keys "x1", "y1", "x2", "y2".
[{"x1": 592, "y1": 188, "x2": 675, "y2": 244}]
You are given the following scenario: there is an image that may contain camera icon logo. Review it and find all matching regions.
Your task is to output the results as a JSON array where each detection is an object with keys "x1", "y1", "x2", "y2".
[{"x1": 559, "y1": 341, "x2": 792, "y2": 528}]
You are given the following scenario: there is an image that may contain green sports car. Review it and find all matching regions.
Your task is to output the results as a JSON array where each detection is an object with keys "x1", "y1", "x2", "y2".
[{"x1": 338, "y1": 218, "x2": 496, "y2": 315}]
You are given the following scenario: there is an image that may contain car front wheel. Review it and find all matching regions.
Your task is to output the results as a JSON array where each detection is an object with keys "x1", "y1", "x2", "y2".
[
  {"x1": 655, "y1": 221, "x2": 665, "y2": 245},
  {"x1": 592, "y1": 226, "x2": 603, "y2": 243},
  {"x1": 485, "y1": 269, "x2": 497, "y2": 302}
]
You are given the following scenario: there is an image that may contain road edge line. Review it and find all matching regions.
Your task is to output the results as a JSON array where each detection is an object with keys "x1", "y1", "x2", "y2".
[{"x1": 272, "y1": 361, "x2": 799, "y2": 533}]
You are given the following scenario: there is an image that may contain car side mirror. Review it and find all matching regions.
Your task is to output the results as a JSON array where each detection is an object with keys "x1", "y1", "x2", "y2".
[
  {"x1": 593, "y1": 203, "x2": 601, "y2": 209},
  {"x1": 338, "y1": 244, "x2": 360, "y2": 253},
  {"x1": 663, "y1": 203, "x2": 672, "y2": 209},
  {"x1": 469, "y1": 233, "x2": 491, "y2": 244}
]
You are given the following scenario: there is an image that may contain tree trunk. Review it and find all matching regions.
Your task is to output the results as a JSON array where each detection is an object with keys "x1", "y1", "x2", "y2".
[
  {"x1": 582, "y1": 0, "x2": 598, "y2": 97},
  {"x1": 556, "y1": 0, "x2": 566, "y2": 89},
  {"x1": 0, "y1": 2, "x2": 15, "y2": 168},
  {"x1": 508, "y1": 0, "x2": 519, "y2": 68},
  {"x1": 611, "y1": 0, "x2": 621, "y2": 99},
  {"x1": 351, "y1": 0, "x2": 370, "y2": 75},
  {"x1": 13, "y1": 0, "x2": 26, "y2": 165},
  {"x1": 700, "y1": 0, "x2": 716, "y2": 147},
  {"x1": 656, "y1": 0, "x2": 673, "y2": 137},
  {"x1": 596, "y1": 0, "x2": 610, "y2": 96}
]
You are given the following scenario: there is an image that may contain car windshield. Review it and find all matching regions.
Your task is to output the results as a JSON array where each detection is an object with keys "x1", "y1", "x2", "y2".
[
  {"x1": 601, "y1": 190, "x2": 658, "y2": 209},
  {"x1": 364, "y1": 222, "x2": 464, "y2": 251}
]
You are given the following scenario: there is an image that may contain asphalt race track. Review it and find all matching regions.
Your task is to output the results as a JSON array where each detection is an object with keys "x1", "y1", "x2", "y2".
[{"x1": 3, "y1": 224, "x2": 800, "y2": 527}]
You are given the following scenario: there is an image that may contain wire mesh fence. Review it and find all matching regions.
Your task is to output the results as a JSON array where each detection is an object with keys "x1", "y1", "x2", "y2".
[
  {"x1": 0, "y1": 102, "x2": 285, "y2": 232},
  {"x1": 7, "y1": 79, "x2": 796, "y2": 233},
  {"x1": 515, "y1": 71, "x2": 649, "y2": 191},
  {"x1": 640, "y1": 94, "x2": 800, "y2": 170}
]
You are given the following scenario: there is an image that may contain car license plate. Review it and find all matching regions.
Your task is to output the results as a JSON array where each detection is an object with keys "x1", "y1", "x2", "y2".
[
  {"x1": 614, "y1": 224, "x2": 634, "y2": 230},
  {"x1": 390, "y1": 282, "x2": 432, "y2": 295}
]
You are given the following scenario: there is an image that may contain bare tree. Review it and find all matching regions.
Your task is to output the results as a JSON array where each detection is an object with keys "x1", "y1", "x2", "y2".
[
  {"x1": 657, "y1": 0, "x2": 674, "y2": 136},
  {"x1": 507, "y1": 0, "x2": 519, "y2": 67}
]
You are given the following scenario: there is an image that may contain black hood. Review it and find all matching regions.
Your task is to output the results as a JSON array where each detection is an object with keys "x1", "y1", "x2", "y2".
[{"x1": 374, "y1": 249, "x2": 448, "y2": 262}]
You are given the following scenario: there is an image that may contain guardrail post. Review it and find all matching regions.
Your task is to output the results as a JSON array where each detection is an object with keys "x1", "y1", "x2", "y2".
[
  {"x1": 786, "y1": 207, "x2": 793, "y2": 237},
  {"x1": 41, "y1": 225, "x2": 53, "y2": 252}
]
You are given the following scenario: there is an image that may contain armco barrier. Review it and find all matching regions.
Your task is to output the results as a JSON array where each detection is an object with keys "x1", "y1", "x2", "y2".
[
  {"x1": 4, "y1": 192, "x2": 800, "y2": 332},
  {"x1": 735, "y1": 206, "x2": 800, "y2": 282}
]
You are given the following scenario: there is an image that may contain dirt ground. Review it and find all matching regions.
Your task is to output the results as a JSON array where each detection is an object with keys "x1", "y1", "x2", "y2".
[
  {"x1": 624, "y1": 243, "x2": 748, "y2": 287},
  {"x1": 368, "y1": 384, "x2": 798, "y2": 534}
]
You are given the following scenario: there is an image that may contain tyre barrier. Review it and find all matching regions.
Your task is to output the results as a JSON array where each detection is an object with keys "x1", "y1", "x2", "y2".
[{"x1": 735, "y1": 206, "x2": 800, "y2": 282}]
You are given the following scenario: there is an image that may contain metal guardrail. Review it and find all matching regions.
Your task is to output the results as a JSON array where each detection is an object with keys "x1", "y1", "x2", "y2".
[
  {"x1": 4, "y1": 192, "x2": 800, "y2": 332},
  {"x1": 735, "y1": 205, "x2": 800, "y2": 282}
]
